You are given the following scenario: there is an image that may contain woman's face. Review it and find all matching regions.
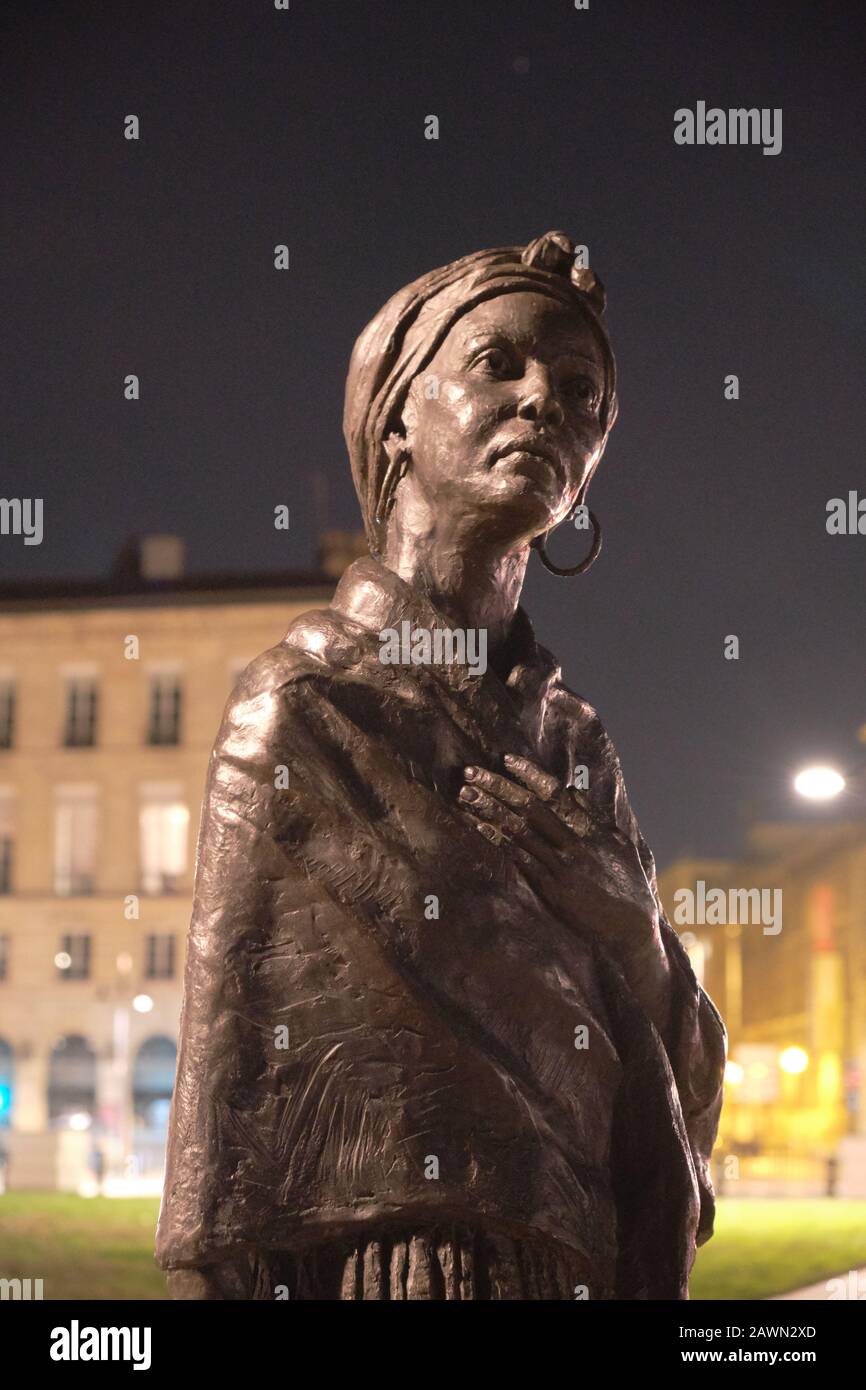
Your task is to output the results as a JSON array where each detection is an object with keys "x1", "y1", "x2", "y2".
[{"x1": 398, "y1": 291, "x2": 609, "y2": 544}]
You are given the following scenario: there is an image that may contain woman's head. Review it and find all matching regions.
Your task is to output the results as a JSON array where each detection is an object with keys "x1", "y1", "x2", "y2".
[{"x1": 343, "y1": 231, "x2": 617, "y2": 555}]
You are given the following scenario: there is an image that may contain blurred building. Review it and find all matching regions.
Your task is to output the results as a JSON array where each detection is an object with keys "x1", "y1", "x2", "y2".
[
  {"x1": 0, "y1": 532, "x2": 365, "y2": 1191},
  {"x1": 659, "y1": 818, "x2": 866, "y2": 1195}
]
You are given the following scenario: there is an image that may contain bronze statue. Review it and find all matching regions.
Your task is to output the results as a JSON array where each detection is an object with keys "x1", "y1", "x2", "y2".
[{"x1": 156, "y1": 231, "x2": 726, "y2": 1300}]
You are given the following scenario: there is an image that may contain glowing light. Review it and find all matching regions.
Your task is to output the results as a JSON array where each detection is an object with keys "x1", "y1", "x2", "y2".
[
  {"x1": 793, "y1": 766, "x2": 845, "y2": 801},
  {"x1": 67, "y1": 1112, "x2": 92, "y2": 1131},
  {"x1": 724, "y1": 1061, "x2": 744, "y2": 1086},
  {"x1": 132, "y1": 994, "x2": 154, "y2": 1013},
  {"x1": 779, "y1": 1046, "x2": 809, "y2": 1075}
]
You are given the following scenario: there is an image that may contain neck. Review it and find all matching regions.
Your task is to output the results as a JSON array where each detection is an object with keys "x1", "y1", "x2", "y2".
[{"x1": 381, "y1": 504, "x2": 530, "y2": 660}]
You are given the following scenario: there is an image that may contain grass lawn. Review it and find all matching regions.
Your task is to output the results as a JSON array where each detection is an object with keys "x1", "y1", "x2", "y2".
[
  {"x1": 0, "y1": 1193, "x2": 164, "y2": 1300},
  {"x1": 689, "y1": 1198, "x2": 866, "y2": 1300},
  {"x1": 1, "y1": 1194, "x2": 865, "y2": 1299}
]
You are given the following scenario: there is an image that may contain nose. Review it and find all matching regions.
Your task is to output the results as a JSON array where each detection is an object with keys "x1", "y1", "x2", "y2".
[{"x1": 516, "y1": 365, "x2": 564, "y2": 428}]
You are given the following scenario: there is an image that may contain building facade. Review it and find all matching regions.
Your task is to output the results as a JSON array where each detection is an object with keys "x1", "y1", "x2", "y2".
[
  {"x1": 658, "y1": 818, "x2": 866, "y2": 1195},
  {"x1": 0, "y1": 534, "x2": 359, "y2": 1191}
]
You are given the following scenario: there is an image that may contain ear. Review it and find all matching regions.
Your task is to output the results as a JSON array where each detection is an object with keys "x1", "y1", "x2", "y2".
[
  {"x1": 375, "y1": 432, "x2": 412, "y2": 528},
  {"x1": 576, "y1": 445, "x2": 605, "y2": 507},
  {"x1": 399, "y1": 386, "x2": 419, "y2": 440},
  {"x1": 382, "y1": 430, "x2": 410, "y2": 470}
]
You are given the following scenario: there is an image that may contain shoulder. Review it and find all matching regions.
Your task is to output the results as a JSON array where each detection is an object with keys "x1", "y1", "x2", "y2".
[
  {"x1": 232, "y1": 603, "x2": 369, "y2": 702},
  {"x1": 217, "y1": 605, "x2": 365, "y2": 761}
]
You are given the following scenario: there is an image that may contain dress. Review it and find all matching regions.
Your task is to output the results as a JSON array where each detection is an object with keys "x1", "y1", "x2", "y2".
[{"x1": 156, "y1": 555, "x2": 726, "y2": 1299}]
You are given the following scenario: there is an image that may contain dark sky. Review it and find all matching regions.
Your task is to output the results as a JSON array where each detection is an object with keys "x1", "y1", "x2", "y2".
[{"x1": 2, "y1": 0, "x2": 864, "y2": 868}]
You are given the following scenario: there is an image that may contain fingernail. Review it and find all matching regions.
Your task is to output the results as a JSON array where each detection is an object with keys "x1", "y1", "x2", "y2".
[
  {"x1": 464, "y1": 766, "x2": 478, "y2": 780},
  {"x1": 460, "y1": 785, "x2": 478, "y2": 802}
]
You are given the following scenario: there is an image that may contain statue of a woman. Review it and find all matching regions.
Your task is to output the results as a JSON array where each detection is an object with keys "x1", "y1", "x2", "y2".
[{"x1": 157, "y1": 231, "x2": 726, "y2": 1300}]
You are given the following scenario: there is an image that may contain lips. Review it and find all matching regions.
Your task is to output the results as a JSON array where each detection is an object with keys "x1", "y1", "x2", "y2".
[{"x1": 490, "y1": 438, "x2": 563, "y2": 485}]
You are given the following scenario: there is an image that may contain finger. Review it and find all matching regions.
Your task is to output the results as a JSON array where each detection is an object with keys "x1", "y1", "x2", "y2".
[
  {"x1": 464, "y1": 813, "x2": 535, "y2": 873},
  {"x1": 501, "y1": 756, "x2": 582, "y2": 848},
  {"x1": 499, "y1": 755, "x2": 596, "y2": 829},
  {"x1": 564, "y1": 792, "x2": 594, "y2": 837},
  {"x1": 460, "y1": 783, "x2": 526, "y2": 838},
  {"x1": 460, "y1": 785, "x2": 563, "y2": 874},
  {"x1": 568, "y1": 786, "x2": 593, "y2": 817},
  {"x1": 464, "y1": 766, "x2": 534, "y2": 813},
  {"x1": 465, "y1": 767, "x2": 574, "y2": 852},
  {"x1": 503, "y1": 753, "x2": 559, "y2": 801},
  {"x1": 464, "y1": 812, "x2": 510, "y2": 851}
]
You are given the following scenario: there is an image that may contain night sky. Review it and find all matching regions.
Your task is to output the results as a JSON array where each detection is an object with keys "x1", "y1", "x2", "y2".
[{"x1": 2, "y1": 0, "x2": 864, "y2": 868}]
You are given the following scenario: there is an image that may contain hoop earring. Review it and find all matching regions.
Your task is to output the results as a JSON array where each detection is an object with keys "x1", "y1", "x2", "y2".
[{"x1": 532, "y1": 508, "x2": 602, "y2": 577}]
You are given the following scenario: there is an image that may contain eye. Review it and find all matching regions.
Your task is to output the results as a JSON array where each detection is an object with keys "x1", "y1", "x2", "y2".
[
  {"x1": 472, "y1": 346, "x2": 517, "y2": 379},
  {"x1": 563, "y1": 375, "x2": 601, "y2": 411}
]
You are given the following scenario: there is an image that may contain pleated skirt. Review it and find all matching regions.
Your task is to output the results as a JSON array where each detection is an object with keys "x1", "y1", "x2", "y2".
[{"x1": 208, "y1": 1225, "x2": 600, "y2": 1300}]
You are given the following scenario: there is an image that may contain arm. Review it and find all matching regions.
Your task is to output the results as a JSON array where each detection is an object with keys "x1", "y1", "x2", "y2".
[
  {"x1": 658, "y1": 914, "x2": 727, "y2": 1244},
  {"x1": 637, "y1": 833, "x2": 727, "y2": 1245},
  {"x1": 457, "y1": 754, "x2": 676, "y2": 1034},
  {"x1": 458, "y1": 754, "x2": 727, "y2": 1244}
]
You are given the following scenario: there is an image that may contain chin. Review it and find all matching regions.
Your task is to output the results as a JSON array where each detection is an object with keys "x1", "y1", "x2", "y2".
[{"x1": 470, "y1": 484, "x2": 561, "y2": 546}]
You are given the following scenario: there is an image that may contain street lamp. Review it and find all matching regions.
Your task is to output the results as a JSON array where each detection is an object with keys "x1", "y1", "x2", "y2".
[
  {"x1": 779, "y1": 1046, "x2": 809, "y2": 1075},
  {"x1": 793, "y1": 766, "x2": 846, "y2": 801},
  {"x1": 794, "y1": 729, "x2": 866, "y2": 803}
]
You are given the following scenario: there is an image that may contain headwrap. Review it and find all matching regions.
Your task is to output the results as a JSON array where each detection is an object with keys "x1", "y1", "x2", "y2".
[{"x1": 343, "y1": 230, "x2": 617, "y2": 553}]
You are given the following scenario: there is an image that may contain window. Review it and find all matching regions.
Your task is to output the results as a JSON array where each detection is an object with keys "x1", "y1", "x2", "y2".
[
  {"x1": 145, "y1": 934, "x2": 176, "y2": 979},
  {"x1": 47, "y1": 1035, "x2": 95, "y2": 1122},
  {"x1": 0, "y1": 936, "x2": 8, "y2": 981},
  {"x1": 63, "y1": 676, "x2": 98, "y2": 747},
  {"x1": 0, "y1": 1037, "x2": 12, "y2": 1126},
  {"x1": 0, "y1": 837, "x2": 11, "y2": 895},
  {"x1": 57, "y1": 933, "x2": 91, "y2": 981},
  {"x1": 132, "y1": 1036, "x2": 177, "y2": 1135},
  {"x1": 139, "y1": 783, "x2": 189, "y2": 895},
  {"x1": 54, "y1": 785, "x2": 98, "y2": 895},
  {"x1": 147, "y1": 672, "x2": 182, "y2": 745},
  {"x1": 0, "y1": 682, "x2": 15, "y2": 749},
  {"x1": 0, "y1": 792, "x2": 13, "y2": 894}
]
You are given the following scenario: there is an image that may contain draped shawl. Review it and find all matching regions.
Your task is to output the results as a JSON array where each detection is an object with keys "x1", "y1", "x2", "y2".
[{"x1": 156, "y1": 556, "x2": 726, "y2": 1299}]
